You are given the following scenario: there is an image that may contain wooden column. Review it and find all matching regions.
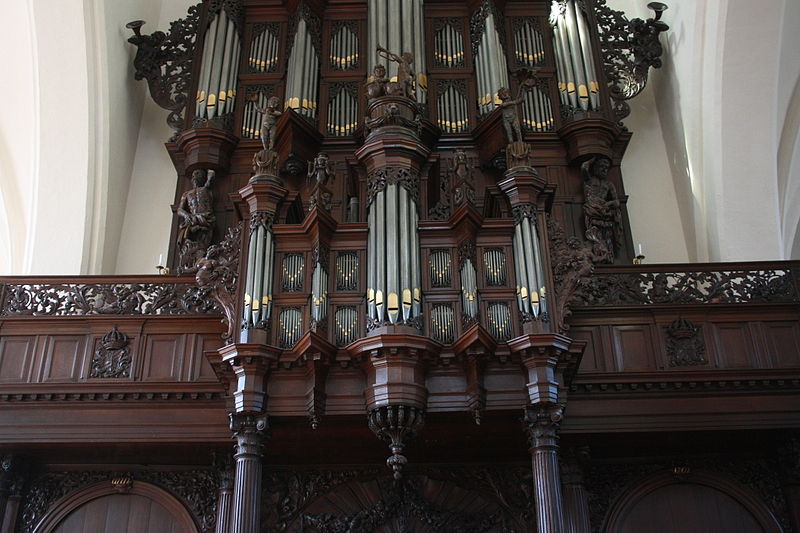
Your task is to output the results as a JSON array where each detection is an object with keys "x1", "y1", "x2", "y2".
[
  {"x1": 215, "y1": 457, "x2": 235, "y2": 533},
  {"x1": 230, "y1": 413, "x2": 268, "y2": 533},
  {"x1": 525, "y1": 404, "x2": 565, "y2": 533},
  {"x1": 561, "y1": 448, "x2": 592, "y2": 533}
]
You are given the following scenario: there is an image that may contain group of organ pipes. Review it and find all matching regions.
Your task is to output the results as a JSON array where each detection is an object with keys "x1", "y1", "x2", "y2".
[{"x1": 124, "y1": 1, "x2": 671, "y2": 532}]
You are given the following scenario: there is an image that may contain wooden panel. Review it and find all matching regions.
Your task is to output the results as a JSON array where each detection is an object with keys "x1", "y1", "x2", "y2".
[
  {"x1": 53, "y1": 494, "x2": 191, "y2": 533},
  {"x1": 611, "y1": 325, "x2": 658, "y2": 371},
  {"x1": 141, "y1": 335, "x2": 185, "y2": 381},
  {"x1": 762, "y1": 321, "x2": 800, "y2": 368},
  {"x1": 613, "y1": 483, "x2": 765, "y2": 533},
  {"x1": 570, "y1": 326, "x2": 605, "y2": 373},
  {"x1": 712, "y1": 323, "x2": 759, "y2": 368},
  {"x1": 0, "y1": 336, "x2": 35, "y2": 382},
  {"x1": 41, "y1": 336, "x2": 86, "y2": 382},
  {"x1": 191, "y1": 334, "x2": 223, "y2": 381}
]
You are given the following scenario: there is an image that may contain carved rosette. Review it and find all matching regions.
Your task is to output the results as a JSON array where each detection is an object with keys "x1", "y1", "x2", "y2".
[
  {"x1": 367, "y1": 405, "x2": 425, "y2": 480},
  {"x1": 90, "y1": 326, "x2": 131, "y2": 378}
]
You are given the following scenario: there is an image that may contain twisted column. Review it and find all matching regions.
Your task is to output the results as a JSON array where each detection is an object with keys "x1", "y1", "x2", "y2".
[
  {"x1": 229, "y1": 413, "x2": 268, "y2": 533},
  {"x1": 525, "y1": 404, "x2": 565, "y2": 533}
]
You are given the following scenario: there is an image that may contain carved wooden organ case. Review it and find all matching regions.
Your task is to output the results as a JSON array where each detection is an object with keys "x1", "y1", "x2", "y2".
[{"x1": 127, "y1": 0, "x2": 668, "y2": 524}]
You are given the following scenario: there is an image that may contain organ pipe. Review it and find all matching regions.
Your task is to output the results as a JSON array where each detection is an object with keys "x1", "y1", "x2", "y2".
[
  {"x1": 460, "y1": 258, "x2": 479, "y2": 319},
  {"x1": 335, "y1": 306, "x2": 358, "y2": 345},
  {"x1": 473, "y1": 5, "x2": 509, "y2": 116},
  {"x1": 336, "y1": 252, "x2": 358, "y2": 291},
  {"x1": 430, "y1": 304, "x2": 455, "y2": 344},
  {"x1": 330, "y1": 23, "x2": 358, "y2": 70},
  {"x1": 434, "y1": 21, "x2": 464, "y2": 68},
  {"x1": 311, "y1": 260, "x2": 328, "y2": 324},
  {"x1": 249, "y1": 24, "x2": 279, "y2": 73},
  {"x1": 195, "y1": 7, "x2": 242, "y2": 121},
  {"x1": 327, "y1": 85, "x2": 358, "y2": 136},
  {"x1": 487, "y1": 302, "x2": 512, "y2": 341},
  {"x1": 368, "y1": 0, "x2": 427, "y2": 104},
  {"x1": 512, "y1": 208, "x2": 547, "y2": 319},
  {"x1": 436, "y1": 83, "x2": 469, "y2": 134},
  {"x1": 279, "y1": 308, "x2": 303, "y2": 347},
  {"x1": 242, "y1": 216, "x2": 276, "y2": 329},
  {"x1": 367, "y1": 181, "x2": 422, "y2": 326},
  {"x1": 285, "y1": 12, "x2": 320, "y2": 119},
  {"x1": 550, "y1": 0, "x2": 600, "y2": 112}
]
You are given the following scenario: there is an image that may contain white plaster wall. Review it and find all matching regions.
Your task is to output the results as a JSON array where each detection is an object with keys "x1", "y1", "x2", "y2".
[
  {"x1": 0, "y1": 2, "x2": 36, "y2": 274},
  {"x1": 115, "y1": 0, "x2": 195, "y2": 275}
]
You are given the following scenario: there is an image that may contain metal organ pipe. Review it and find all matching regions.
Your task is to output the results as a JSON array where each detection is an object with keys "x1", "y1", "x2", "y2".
[
  {"x1": 551, "y1": 0, "x2": 600, "y2": 112},
  {"x1": 195, "y1": 8, "x2": 242, "y2": 121}
]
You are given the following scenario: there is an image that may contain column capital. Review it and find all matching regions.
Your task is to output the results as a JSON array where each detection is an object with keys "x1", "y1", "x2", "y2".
[
  {"x1": 229, "y1": 412, "x2": 269, "y2": 457},
  {"x1": 524, "y1": 404, "x2": 564, "y2": 450}
]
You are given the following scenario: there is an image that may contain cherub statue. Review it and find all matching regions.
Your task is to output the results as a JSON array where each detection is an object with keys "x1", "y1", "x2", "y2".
[
  {"x1": 365, "y1": 64, "x2": 390, "y2": 101},
  {"x1": 377, "y1": 45, "x2": 415, "y2": 98},
  {"x1": 251, "y1": 94, "x2": 282, "y2": 151},
  {"x1": 496, "y1": 86, "x2": 525, "y2": 144},
  {"x1": 307, "y1": 152, "x2": 334, "y2": 187}
]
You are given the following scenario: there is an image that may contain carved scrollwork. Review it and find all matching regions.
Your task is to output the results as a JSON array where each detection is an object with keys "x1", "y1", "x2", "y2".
[
  {"x1": 594, "y1": 0, "x2": 669, "y2": 123},
  {"x1": 0, "y1": 281, "x2": 219, "y2": 317},
  {"x1": 249, "y1": 210, "x2": 275, "y2": 231},
  {"x1": 367, "y1": 167, "x2": 420, "y2": 206},
  {"x1": 312, "y1": 244, "x2": 330, "y2": 273},
  {"x1": 547, "y1": 215, "x2": 595, "y2": 333},
  {"x1": 286, "y1": 1, "x2": 322, "y2": 63},
  {"x1": 575, "y1": 267, "x2": 800, "y2": 307},
  {"x1": 195, "y1": 223, "x2": 242, "y2": 343},
  {"x1": 126, "y1": 5, "x2": 201, "y2": 140},
  {"x1": 524, "y1": 404, "x2": 564, "y2": 449},
  {"x1": 512, "y1": 203, "x2": 537, "y2": 225},
  {"x1": 469, "y1": 0, "x2": 506, "y2": 58}
]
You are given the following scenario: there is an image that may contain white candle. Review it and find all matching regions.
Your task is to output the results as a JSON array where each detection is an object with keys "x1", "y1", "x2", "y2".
[
  {"x1": 637, "y1": 243, "x2": 643, "y2": 255},
  {"x1": 158, "y1": 253, "x2": 164, "y2": 267}
]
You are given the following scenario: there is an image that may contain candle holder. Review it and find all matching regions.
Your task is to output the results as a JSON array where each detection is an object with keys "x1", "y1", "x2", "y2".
[
  {"x1": 633, "y1": 255, "x2": 646, "y2": 265},
  {"x1": 156, "y1": 265, "x2": 171, "y2": 275}
]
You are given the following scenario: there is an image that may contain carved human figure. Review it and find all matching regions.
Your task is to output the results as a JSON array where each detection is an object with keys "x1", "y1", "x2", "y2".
[
  {"x1": 308, "y1": 152, "x2": 334, "y2": 187},
  {"x1": 176, "y1": 169, "x2": 216, "y2": 271},
  {"x1": 582, "y1": 156, "x2": 622, "y2": 263},
  {"x1": 252, "y1": 95, "x2": 282, "y2": 151},
  {"x1": 365, "y1": 64, "x2": 389, "y2": 101},
  {"x1": 377, "y1": 46, "x2": 415, "y2": 98},
  {"x1": 496, "y1": 86, "x2": 525, "y2": 144},
  {"x1": 451, "y1": 148, "x2": 475, "y2": 205}
]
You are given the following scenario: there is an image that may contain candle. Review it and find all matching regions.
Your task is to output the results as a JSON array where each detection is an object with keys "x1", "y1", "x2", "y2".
[
  {"x1": 637, "y1": 243, "x2": 643, "y2": 256},
  {"x1": 158, "y1": 254, "x2": 164, "y2": 267}
]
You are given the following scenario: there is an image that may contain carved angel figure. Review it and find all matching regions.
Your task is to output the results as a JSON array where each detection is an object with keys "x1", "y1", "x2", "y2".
[{"x1": 252, "y1": 94, "x2": 282, "y2": 151}]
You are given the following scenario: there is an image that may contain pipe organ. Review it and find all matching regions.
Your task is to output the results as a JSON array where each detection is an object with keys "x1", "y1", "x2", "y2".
[
  {"x1": 284, "y1": 4, "x2": 321, "y2": 119},
  {"x1": 550, "y1": 0, "x2": 601, "y2": 112},
  {"x1": 471, "y1": 1, "x2": 509, "y2": 116},
  {"x1": 367, "y1": 0, "x2": 427, "y2": 103},
  {"x1": 195, "y1": 5, "x2": 242, "y2": 122},
  {"x1": 122, "y1": 1, "x2": 673, "y2": 530}
]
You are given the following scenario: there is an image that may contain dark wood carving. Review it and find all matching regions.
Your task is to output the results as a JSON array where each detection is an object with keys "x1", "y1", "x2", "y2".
[
  {"x1": 547, "y1": 215, "x2": 594, "y2": 333},
  {"x1": 195, "y1": 223, "x2": 242, "y2": 343},
  {"x1": 90, "y1": 326, "x2": 131, "y2": 379},
  {"x1": 575, "y1": 265, "x2": 800, "y2": 306},
  {"x1": 126, "y1": 5, "x2": 201, "y2": 139},
  {"x1": 0, "y1": 279, "x2": 219, "y2": 317},
  {"x1": 582, "y1": 155, "x2": 622, "y2": 264},
  {"x1": 20, "y1": 469, "x2": 218, "y2": 533},
  {"x1": 664, "y1": 317, "x2": 707, "y2": 367}
]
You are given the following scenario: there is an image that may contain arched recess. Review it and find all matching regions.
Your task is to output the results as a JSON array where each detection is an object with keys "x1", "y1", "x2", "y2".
[
  {"x1": 32, "y1": 480, "x2": 200, "y2": 533},
  {"x1": 603, "y1": 470, "x2": 783, "y2": 533}
]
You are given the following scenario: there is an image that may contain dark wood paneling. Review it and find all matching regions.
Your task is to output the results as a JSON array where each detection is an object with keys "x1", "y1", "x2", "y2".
[
  {"x1": 141, "y1": 335, "x2": 185, "y2": 381},
  {"x1": 0, "y1": 336, "x2": 35, "y2": 382},
  {"x1": 712, "y1": 323, "x2": 759, "y2": 369},
  {"x1": 53, "y1": 494, "x2": 191, "y2": 533},
  {"x1": 611, "y1": 325, "x2": 658, "y2": 371},
  {"x1": 570, "y1": 326, "x2": 605, "y2": 373},
  {"x1": 762, "y1": 321, "x2": 800, "y2": 368},
  {"x1": 41, "y1": 336, "x2": 86, "y2": 382}
]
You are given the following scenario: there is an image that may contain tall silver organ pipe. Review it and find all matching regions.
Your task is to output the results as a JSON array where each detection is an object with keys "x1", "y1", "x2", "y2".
[
  {"x1": 366, "y1": 172, "x2": 422, "y2": 327},
  {"x1": 285, "y1": 10, "x2": 320, "y2": 119},
  {"x1": 330, "y1": 21, "x2": 359, "y2": 70},
  {"x1": 243, "y1": 214, "x2": 276, "y2": 328},
  {"x1": 311, "y1": 258, "x2": 328, "y2": 325},
  {"x1": 472, "y1": 2, "x2": 509, "y2": 116},
  {"x1": 195, "y1": 7, "x2": 241, "y2": 120},
  {"x1": 460, "y1": 257, "x2": 479, "y2": 319},
  {"x1": 368, "y1": 0, "x2": 427, "y2": 104},
  {"x1": 550, "y1": 0, "x2": 600, "y2": 112},
  {"x1": 511, "y1": 206, "x2": 547, "y2": 319}
]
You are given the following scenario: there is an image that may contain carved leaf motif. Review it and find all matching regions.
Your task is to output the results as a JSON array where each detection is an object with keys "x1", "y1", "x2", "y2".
[
  {"x1": 547, "y1": 215, "x2": 594, "y2": 333},
  {"x1": 195, "y1": 223, "x2": 242, "y2": 343}
]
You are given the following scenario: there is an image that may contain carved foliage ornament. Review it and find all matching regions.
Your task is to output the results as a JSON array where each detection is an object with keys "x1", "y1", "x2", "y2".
[
  {"x1": 594, "y1": 0, "x2": 669, "y2": 122},
  {"x1": 0, "y1": 282, "x2": 219, "y2": 317},
  {"x1": 206, "y1": 0, "x2": 244, "y2": 33},
  {"x1": 547, "y1": 215, "x2": 594, "y2": 333},
  {"x1": 367, "y1": 167, "x2": 420, "y2": 206},
  {"x1": 665, "y1": 317, "x2": 707, "y2": 367},
  {"x1": 469, "y1": 0, "x2": 506, "y2": 57},
  {"x1": 512, "y1": 203, "x2": 537, "y2": 225},
  {"x1": 194, "y1": 223, "x2": 242, "y2": 343},
  {"x1": 20, "y1": 470, "x2": 218, "y2": 533},
  {"x1": 285, "y1": 1, "x2": 322, "y2": 63},
  {"x1": 90, "y1": 326, "x2": 131, "y2": 379},
  {"x1": 126, "y1": 5, "x2": 201, "y2": 139}
]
